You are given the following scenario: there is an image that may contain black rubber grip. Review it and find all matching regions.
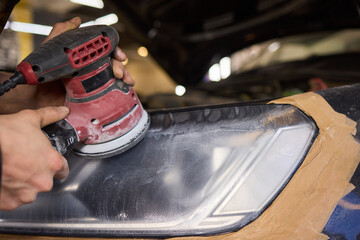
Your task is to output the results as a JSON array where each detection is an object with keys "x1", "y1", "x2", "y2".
[
  {"x1": 0, "y1": 71, "x2": 25, "y2": 96},
  {"x1": 0, "y1": 79, "x2": 17, "y2": 95}
]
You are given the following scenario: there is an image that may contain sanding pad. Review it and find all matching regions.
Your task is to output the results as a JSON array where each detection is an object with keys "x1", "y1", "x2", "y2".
[{"x1": 72, "y1": 110, "x2": 150, "y2": 158}]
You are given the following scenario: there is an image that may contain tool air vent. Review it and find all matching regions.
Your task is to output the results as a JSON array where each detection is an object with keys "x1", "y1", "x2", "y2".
[{"x1": 65, "y1": 35, "x2": 111, "y2": 69}]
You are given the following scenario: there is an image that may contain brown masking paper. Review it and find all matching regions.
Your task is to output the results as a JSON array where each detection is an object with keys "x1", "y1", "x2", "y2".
[{"x1": 1, "y1": 92, "x2": 359, "y2": 240}]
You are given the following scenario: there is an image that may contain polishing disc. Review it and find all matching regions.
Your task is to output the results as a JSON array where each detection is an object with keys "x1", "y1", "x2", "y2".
[{"x1": 72, "y1": 109, "x2": 150, "y2": 158}]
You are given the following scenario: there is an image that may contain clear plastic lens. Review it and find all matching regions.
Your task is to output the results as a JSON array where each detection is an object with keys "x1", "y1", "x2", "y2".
[{"x1": 0, "y1": 104, "x2": 317, "y2": 237}]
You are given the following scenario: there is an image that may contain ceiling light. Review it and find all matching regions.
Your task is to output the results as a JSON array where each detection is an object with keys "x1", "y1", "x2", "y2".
[
  {"x1": 137, "y1": 46, "x2": 148, "y2": 57},
  {"x1": 175, "y1": 85, "x2": 186, "y2": 96},
  {"x1": 268, "y1": 41, "x2": 280, "y2": 52},
  {"x1": 8, "y1": 13, "x2": 119, "y2": 37},
  {"x1": 70, "y1": 0, "x2": 104, "y2": 9},
  {"x1": 209, "y1": 63, "x2": 221, "y2": 82},
  {"x1": 9, "y1": 21, "x2": 52, "y2": 36},
  {"x1": 94, "y1": 13, "x2": 118, "y2": 25},
  {"x1": 220, "y1": 57, "x2": 231, "y2": 79},
  {"x1": 81, "y1": 13, "x2": 119, "y2": 27}
]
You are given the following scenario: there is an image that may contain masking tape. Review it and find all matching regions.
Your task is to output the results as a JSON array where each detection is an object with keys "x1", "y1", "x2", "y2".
[
  {"x1": 1, "y1": 92, "x2": 359, "y2": 240},
  {"x1": 170, "y1": 92, "x2": 360, "y2": 239}
]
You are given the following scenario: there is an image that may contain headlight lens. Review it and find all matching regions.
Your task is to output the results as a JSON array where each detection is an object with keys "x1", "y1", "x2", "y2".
[{"x1": 0, "y1": 104, "x2": 317, "y2": 237}]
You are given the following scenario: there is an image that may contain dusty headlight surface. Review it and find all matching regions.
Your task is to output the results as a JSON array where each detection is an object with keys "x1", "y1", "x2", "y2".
[{"x1": 0, "y1": 104, "x2": 317, "y2": 237}]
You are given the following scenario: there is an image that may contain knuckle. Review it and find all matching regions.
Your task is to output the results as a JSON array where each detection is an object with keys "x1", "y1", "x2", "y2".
[
  {"x1": 18, "y1": 192, "x2": 37, "y2": 204},
  {"x1": 37, "y1": 180, "x2": 53, "y2": 192},
  {"x1": 18, "y1": 109, "x2": 43, "y2": 125},
  {"x1": 113, "y1": 67, "x2": 125, "y2": 79},
  {"x1": 18, "y1": 109, "x2": 36, "y2": 119},
  {"x1": 2, "y1": 201, "x2": 20, "y2": 211},
  {"x1": 42, "y1": 106, "x2": 56, "y2": 115},
  {"x1": 48, "y1": 150, "x2": 64, "y2": 172},
  {"x1": 124, "y1": 70, "x2": 130, "y2": 77},
  {"x1": 123, "y1": 71, "x2": 134, "y2": 83},
  {"x1": 52, "y1": 22, "x2": 64, "y2": 29}
]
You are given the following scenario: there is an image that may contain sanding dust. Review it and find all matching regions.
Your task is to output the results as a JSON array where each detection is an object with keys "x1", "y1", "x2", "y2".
[{"x1": 1, "y1": 92, "x2": 359, "y2": 240}]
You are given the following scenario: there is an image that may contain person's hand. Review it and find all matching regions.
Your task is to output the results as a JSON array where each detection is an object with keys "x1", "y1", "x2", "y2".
[
  {"x1": 111, "y1": 47, "x2": 135, "y2": 86},
  {"x1": 0, "y1": 106, "x2": 70, "y2": 210}
]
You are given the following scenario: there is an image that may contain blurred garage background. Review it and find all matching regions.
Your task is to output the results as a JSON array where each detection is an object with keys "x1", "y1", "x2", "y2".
[{"x1": 1, "y1": 0, "x2": 360, "y2": 109}]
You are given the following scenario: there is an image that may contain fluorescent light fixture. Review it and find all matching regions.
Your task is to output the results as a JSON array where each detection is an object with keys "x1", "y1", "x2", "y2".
[
  {"x1": 94, "y1": 13, "x2": 118, "y2": 25},
  {"x1": 175, "y1": 85, "x2": 186, "y2": 96},
  {"x1": 9, "y1": 21, "x2": 52, "y2": 36},
  {"x1": 0, "y1": 104, "x2": 317, "y2": 238},
  {"x1": 70, "y1": 0, "x2": 104, "y2": 9},
  {"x1": 80, "y1": 21, "x2": 95, "y2": 27},
  {"x1": 220, "y1": 57, "x2": 231, "y2": 79},
  {"x1": 208, "y1": 57, "x2": 231, "y2": 81},
  {"x1": 81, "y1": 13, "x2": 119, "y2": 27},
  {"x1": 8, "y1": 13, "x2": 118, "y2": 36},
  {"x1": 209, "y1": 63, "x2": 221, "y2": 81}
]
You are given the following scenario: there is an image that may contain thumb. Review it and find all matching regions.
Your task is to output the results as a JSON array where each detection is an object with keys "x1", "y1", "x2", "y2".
[
  {"x1": 35, "y1": 106, "x2": 70, "y2": 127},
  {"x1": 43, "y1": 17, "x2": 82, "y2": 43}
]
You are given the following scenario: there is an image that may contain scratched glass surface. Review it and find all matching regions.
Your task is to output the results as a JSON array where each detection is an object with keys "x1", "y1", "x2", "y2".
[{"x1": 0, "y1": 104, "x2": 317, "y2": 238}]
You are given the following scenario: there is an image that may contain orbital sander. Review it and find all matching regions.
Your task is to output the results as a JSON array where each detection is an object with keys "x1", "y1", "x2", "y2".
[{"x1": 0, "y1": 25, "x2": 150, "y2": 158}]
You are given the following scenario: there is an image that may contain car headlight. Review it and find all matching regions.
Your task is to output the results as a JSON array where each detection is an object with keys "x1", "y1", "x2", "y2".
[{"x1": 0, "y1": 104, "x2": 317, "y2": 238}]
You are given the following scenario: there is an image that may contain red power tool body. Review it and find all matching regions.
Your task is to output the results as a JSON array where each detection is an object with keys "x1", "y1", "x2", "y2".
[{"x1": 7, "y1": 25, "x2": 150, "y2": 157}]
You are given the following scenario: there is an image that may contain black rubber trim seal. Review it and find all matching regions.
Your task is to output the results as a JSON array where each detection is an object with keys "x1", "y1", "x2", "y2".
[
  {"x1": 316, "y1": 84, "x2": 360, "y2": 205},
  {"x1": 316, "y1": 83, "x2": 360, "y2": 140}
]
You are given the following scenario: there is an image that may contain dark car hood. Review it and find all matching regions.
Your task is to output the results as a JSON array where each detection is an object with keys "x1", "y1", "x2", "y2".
[{"x1": 104, "y1": 0, "x2": 360, "y2": 87}]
